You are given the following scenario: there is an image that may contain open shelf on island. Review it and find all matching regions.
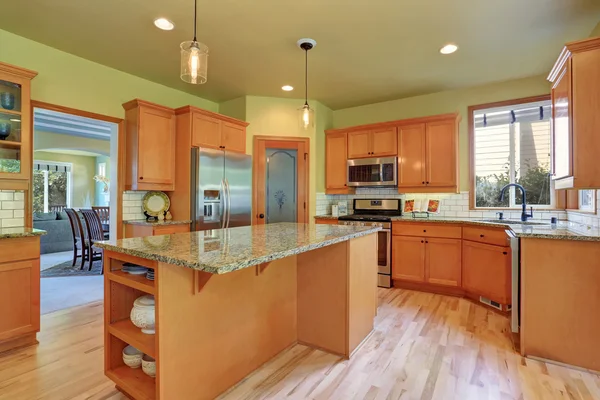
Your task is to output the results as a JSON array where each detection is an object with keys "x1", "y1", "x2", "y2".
[
  {"x1": 106, "y1": 365, "x2": 156, "y2": 400},
  {"x1": 109, "y1": 319, "x2": 155, "y2": 358},
  {"x1": 108, "y1": 270, "x2": 155, "y2": 295}
]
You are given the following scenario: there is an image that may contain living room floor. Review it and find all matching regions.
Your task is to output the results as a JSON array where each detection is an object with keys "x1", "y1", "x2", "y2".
[{"x1": 40, "y1": 251, "x2": 104, "y2": 314}]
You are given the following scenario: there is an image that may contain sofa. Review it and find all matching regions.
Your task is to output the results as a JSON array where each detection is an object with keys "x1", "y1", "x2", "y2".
[{"x1": 32, "y1": 211, "x2": 73, "y2": 254}]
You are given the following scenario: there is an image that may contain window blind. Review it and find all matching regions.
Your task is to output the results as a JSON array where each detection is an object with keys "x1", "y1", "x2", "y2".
[
  {"x1": 474, "y1": 104, "x2": 552, "y2": 128},
  {"x1": 34, "y1": 161, "x2": 72, "y2": 173}
]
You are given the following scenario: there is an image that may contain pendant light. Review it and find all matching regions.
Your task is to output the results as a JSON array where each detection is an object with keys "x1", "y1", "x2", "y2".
[
  {"x1": 297, "y1": 38, "x2": 316, "y2": 130},
  {"x1": 180, "y1": 0, "x2": 208, "y2": 84}
]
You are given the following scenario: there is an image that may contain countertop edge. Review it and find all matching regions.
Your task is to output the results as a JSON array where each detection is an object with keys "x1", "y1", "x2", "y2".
[
  {"x1": 96, "y1": 227, "x2": 381, "y2": 274},
  {"x1": 0, "y1": 230, "x2": 47, "y2": 239}
]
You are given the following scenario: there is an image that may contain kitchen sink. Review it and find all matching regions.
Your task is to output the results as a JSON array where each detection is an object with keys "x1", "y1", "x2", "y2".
[{"x1": 478, "y1": 219, "x2": 550, "y2": 226}]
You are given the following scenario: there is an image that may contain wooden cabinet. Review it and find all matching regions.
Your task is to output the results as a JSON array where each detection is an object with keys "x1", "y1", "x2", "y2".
[
  {"x1": 326, "y1": 132, "x2": 351, "y2": 194},
  {"x1": 392, "y1": 235, "x2": 425, "y2": 282},
  {"x1": 124, "y1": 223, "x2": 190, "y2": 238},
  {"x1": 0, "y1": 236, "x2": 41, "y2": 353},
  {"x1": 123, "y1": 99, "x2": 176, "y2": 191},
  {"x1": 314, "y1": 218, "x2": 338, "y2": 225},
  {"x1": 426, "y1": 238, "x2": 461, "y2": 287},
  {"x1": 0, "y1": 62, "x2": 37, "y2": 182},
  {"x1": 347, "y1": 128, "x2": 397, "y2": 158},
  {"x1": 397, "y1": 116, "x2": 459, "y2": 192},
  {"x1": 462, "y1": 240, "x2": 511, "y2": 304},
  {"x1": 190, "y1": 109, "x2": 247, "y2": 153},
  {"x1": 548, "y1": 37, "x2": 600, "y2": 189}
]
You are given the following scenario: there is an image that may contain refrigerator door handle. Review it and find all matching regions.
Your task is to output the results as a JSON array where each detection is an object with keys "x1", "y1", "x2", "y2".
[
  {"x1": 225, "y1": 178, "x2": 232, "y2": 229},
  {"x1": 220, "y1": 180, "x2": 227, "y2": 229}
]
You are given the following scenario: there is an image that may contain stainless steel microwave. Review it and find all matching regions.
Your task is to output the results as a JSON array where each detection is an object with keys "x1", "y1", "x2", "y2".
[{"x1": 347, "y1": 157, "x2": 397, "y2": 187}]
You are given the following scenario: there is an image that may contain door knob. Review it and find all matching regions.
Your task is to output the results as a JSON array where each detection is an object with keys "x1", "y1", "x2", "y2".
[{"x1": 259, "y1": 214, "x2": 265, "y2": 219}]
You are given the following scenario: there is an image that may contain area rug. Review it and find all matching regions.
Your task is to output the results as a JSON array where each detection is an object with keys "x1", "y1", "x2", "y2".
[{"x1": 41, "y1": 259, "x2": 103, "y2": 277}]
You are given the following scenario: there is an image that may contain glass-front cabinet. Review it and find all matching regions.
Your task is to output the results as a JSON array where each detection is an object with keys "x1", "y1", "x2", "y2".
[{"x1": 0, "y1": 63, "x2": 37, "y2": 180}]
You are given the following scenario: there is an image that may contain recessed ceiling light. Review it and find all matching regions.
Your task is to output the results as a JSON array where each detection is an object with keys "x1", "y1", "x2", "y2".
[
  {"x1": 440, "y1": 44, "x2": 458, "y2": 55},
  {"x1": 9, "y1": 118, "x2": 20, "y2": 122},
  {"x1": 154, "y1": 18, "x2": 175, "y2": 31},
  {"x1": 282, "y1": 85, "x2": 294, "y2": 91}
]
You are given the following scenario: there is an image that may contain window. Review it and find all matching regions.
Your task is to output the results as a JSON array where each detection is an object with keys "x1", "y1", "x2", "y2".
[
  {"x1": 578, "y1": 190, "x2": 595, "y2": 212},
  {"x1": 33, "y1": 161, "x2": 72, "y2": 213},
  {"x1": 470, "y1": 96, "x2": 553, "y2": 208}
]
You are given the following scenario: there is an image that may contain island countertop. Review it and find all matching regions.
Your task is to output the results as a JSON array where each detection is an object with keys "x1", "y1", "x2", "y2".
[
  {"x1": 122, "y1": 219, "x2": 192, "y2": 226},
  {"x1": 0, "y1": 227, "x2": 46, "y2": 239},
  {"x1": 96, "y1": 222, "x2": 380, "y2": 274}
]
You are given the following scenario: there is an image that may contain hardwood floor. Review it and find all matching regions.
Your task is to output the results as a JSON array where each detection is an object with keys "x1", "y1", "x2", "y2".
[{"x1": 1, "y1": 289, "x2": 599, "y2": 400}]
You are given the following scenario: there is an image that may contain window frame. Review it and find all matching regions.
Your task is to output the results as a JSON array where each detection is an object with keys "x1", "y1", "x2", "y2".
[
  {"x1": 468, "y1": 94, "x2": 556, "y2": 210},
  {"x1": 33, "y1": 160, "x2": 73, "y2": 213}
]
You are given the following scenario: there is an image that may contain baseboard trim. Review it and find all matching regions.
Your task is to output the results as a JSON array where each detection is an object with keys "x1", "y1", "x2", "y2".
[{"x1": 0, "y1": 332, "x2": 38, "y2": 355}]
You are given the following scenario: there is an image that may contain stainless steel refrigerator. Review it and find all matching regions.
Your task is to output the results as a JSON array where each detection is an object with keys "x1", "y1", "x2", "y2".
[{"x1": 190, "y1": 148, "x2": 252, "y2": 231}]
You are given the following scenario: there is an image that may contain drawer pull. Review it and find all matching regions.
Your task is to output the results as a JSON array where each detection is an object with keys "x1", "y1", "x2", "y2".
[
  {"x1": 503, "y1": 251, "x2": 508, "y2": 255},
  {"x1": 423, "y1": 229, "x2": 426, "y2": 232},
  {"x1": 480, "y1": 234, "x2": 484, "y2": 238},
  {"x1": 425, "y1": 240, "x2": 429, "y2": 244}
]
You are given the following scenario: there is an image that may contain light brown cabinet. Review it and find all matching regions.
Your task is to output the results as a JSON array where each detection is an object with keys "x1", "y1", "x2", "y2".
[
  {"x1": 326, "y1": 132, "x2": 351, "y2": 194},
  {"x1": 123, "y1": 99, "x2": 176, "y2": 191},
  {"x1": 397, "y1": 117, "x2": 459, "y2": 192},
  {"x1": 392, "y1": 235, "x2": 425, "y2": 282},
  {"x1": 190, "y1": 109, "x2": 247, "y2": 153},
  {"x1": 462, "y1": 240, "x2": 511, "y2": 305},
  {"x1": 347, "y1": 128, "x2": 397, "y2": 159},
  {"x1": 0, "y1": 236, "x2": 41, "y2": 353},
  {"x1": 314, "y1": 218, "x2": 338, "y2": 225},
  {"x1": 548, "y1": 37, "x2": 600, "y2": 189},
  {"x1": 426, "y1": 238, "x2": 462, "y2": 287},
  {"x1": 124, "y1": 223, "x2": 190, "y2": 238}
]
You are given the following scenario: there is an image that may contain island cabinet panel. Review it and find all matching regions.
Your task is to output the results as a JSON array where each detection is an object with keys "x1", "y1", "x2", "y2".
[
  {"x1": 397, "y1": 124, "x2": 426, "y2": 188},
  {"x1": 124, "y1": 99, "x2": 176, "y2": 191},
  {"x1": 426, "y1": 120, "x2": 457, "y2": 188},
  {"x1": 0, "y1": 236, "x2": 40, "y2": 354},
  {"x1": 521, "y1": 238, "x2": 600, "y2": 371},
  {"x1": 462, "y1": 240, "x2": 510, "y2": 304},
  {"x1": 425, "y1": 238, "x2": 461, "y2": 287},
  {"x1": 347, "y1": 130, "x2": 371, "y2": 158},
  {"x1": 326, "y1": 132, "x2": 351, "y2": 194},
  {"x1": 548, "y1": 37, "x2": 600, "y2": 189}
]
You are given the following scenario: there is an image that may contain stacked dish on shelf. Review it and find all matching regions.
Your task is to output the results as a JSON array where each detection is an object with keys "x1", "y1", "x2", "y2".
[
  {"x1": 122, "y1": 345, "x2": 156, "y2": 378},
  {"x1": 122, "y1": 263, "x2": 149, "y2": 275},
  {"x1": 146, "y1": 268, "x2": 155, "y2": 281}
]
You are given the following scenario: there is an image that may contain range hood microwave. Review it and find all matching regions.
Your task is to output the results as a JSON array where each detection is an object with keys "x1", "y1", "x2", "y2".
[{"x1": 347, "y1": 156, "x2": 397, "y2": 187}]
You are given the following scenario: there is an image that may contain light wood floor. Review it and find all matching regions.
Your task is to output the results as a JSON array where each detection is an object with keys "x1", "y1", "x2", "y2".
[{"x1": 1, "y1": 289, "x2": 599, "y2": 400}]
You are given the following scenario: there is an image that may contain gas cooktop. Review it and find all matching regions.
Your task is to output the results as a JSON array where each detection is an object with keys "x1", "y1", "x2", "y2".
[{"x1": 337, "y1": 214, "x2": 396, "y2": 222}]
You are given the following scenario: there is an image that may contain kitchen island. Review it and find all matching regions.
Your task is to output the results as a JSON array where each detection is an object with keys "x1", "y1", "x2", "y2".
[{"x1": 95, "y1": 222, "x2": 379, "y2": 400}]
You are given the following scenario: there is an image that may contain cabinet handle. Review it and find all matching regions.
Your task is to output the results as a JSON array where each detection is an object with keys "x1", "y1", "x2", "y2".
[
  {"x1": 421, "y1": 240, "x2": 424, "y2": 243},
  {"x1": 425, "y1": 241, "x2": 429, "y2": 243},
  {"x1": 423, "y1": 229, "x2": 426, "y2": 232},
  {"x1": 480, "y1": 234, "x2": 484, "y2": 238},
  {"x1": 139, "y1": 177, "x2": 144, "y2": 180},
  {"x1": 503, "y1": 251, "x2": 508, "y2": 255},
  {"x1": 422, "y1": 181, "x2": 425, "y2": 184},
  {"x1": 426, "y1": 181, "x2": 429, "y2": 184}
]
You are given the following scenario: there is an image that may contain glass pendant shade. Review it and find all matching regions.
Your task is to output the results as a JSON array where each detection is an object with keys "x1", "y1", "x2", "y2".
[
  {"x1": 180, "y1": 41, "x2": 209, "y2": 84},
  {"x1": 298, "y1": 103, "x2": 314, "y2": 130}
]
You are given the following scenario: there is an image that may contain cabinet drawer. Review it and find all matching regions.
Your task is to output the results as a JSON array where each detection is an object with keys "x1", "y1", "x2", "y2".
[
  {"x1": 463, "y1": 226, "x2": 508, "y2": 246},
  {"x1": 0, "y1": 237, "x2": 39, "y2": 263},
  {"x1": 153, "y1": 224, "x2": 190, "y2": 235},
  {"x1": 392, "y1": 223, "x2": 461, "y2": 239},
  {"x1": 314, "y1": 218, "x2": 338, "y2": 225}
]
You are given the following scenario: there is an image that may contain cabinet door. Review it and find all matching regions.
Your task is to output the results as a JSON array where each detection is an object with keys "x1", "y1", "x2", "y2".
[
  {"x1": 397, "y1": 124, "x2": 426, "y2": 188},
  {"x1": 552, "y1": 63, "x2": 572, "y2": 181},
  {"x1": 371, "y1": 127, "x2": 398, "y2": 157},
  {"x1": 426, "y1": 120, "x2": 457, "y2": 188},
  {"x1": 192, "y1": 114, "x2": 221, "y2": 150},
  {"x1": 221, "y1": 122, "x2": 246, "y2": 154},
  {"x1": 392, "y1": 235, "x2": 425, "y2": 282},
  {"x1": 326, "y1": 133, "x2": 349, "y2": 191},
  {"x1": 0, "y1": 259, "x2": 39, "y2": 342},
  {"x1": 138, "y1": 106, "x2": 176, "y2": 188},
  {"x1": 426, "y1": 238, "x2": 461, "y2": 287},
  {"x1": 347, "y1": 130, "x2": 371, "y2": 158},
  {"x1": 462, "y1": 240, "x2": 511, "y2": 304}
]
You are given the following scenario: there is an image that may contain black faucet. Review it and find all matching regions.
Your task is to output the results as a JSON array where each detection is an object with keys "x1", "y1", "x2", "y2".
[{"x1": 499, "y1": 183, "x2": 533, "y2": 222}]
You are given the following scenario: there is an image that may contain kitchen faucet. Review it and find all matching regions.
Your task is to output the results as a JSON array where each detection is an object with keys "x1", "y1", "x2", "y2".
[{"x1": 499, "y1": 183, "x2": 533, "y2": 222}]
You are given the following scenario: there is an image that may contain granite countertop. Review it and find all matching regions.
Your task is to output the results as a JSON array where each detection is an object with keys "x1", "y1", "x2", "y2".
[
  {"x1": 314, "y1": 214, "x2": 600, "y2": 241},
  {"x1": 123, "y1": 219, "x2": 192, "y2": 226},
  {"x1": 0, "y1": 227, "x2": 46, "y2": 239},
  {"x1": 96, "y1": 222, "x2": 380, "y2": 274},
  {"x1": 314, "y1": 215, "x2": 340, "y2": 220}
]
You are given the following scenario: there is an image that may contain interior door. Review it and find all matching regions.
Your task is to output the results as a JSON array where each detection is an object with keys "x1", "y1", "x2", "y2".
[
  {"x1": 138, "y1": 106, "x2": 175, "y2": 186},
  {"x1": 225, "y1": 151, "x2": 252, "y2": 228},
  {"x1": 371, "y1": 127, "x2": 398, "y2": 157},
  {"x1": 426, "y1": 121, "x2": 457, "y2": 187},
  {"x1": 347, "y1": 130, "x2": 371, "y2": 158},
  {"x1": 391, "y1": 235, "x2": 425, "y2": 282},
  {"x1": 397, "y1": 124, "x2": 426, "y2": 188}
]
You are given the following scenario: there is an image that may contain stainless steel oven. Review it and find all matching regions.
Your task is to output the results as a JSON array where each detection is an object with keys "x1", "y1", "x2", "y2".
[{"x1": 347, "y1": 157, "x2": 397, "y2": 187}]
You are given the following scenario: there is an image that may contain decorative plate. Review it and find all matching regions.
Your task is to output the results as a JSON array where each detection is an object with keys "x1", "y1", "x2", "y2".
[{"x1": 142, "y1": 191, "x2": 170, "y2": 217}]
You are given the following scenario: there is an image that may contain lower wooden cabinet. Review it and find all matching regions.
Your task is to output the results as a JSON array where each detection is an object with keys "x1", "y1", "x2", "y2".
[
  {"x1": 462, "y1": 240, "x2": 511, "y2": 304},
  {"x1": 392, "y1": 235, "x2": 461, "y2": 286},
  {"x1": 314, "y1": 218, "x2": 338, "y2": 225},
  {"x1": 125, "y1": 223, "x2": 190, "y2": 238}
]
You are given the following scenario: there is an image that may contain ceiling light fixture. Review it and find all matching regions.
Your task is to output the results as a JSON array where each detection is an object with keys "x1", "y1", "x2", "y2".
[
  {"x1": 282, "y1": 85, "x2": 294, "y2": 91},
  {"x1": 180, "y1": 0, "x2": 208, "y2": 84},
  {"x1": 297, "y1": 38, "x2": 316, "y2": 130},
  {"x1": 154, "y1": 18, "x2": 174, "y2": 31},
  {"x1": 440, "y1": 44, "x2": 458, "y2": 55}
]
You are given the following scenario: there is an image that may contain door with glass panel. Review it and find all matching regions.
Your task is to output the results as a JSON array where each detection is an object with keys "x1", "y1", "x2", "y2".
[{"x1": 254, "y1": 137, "x2": 309, "y2": 225}]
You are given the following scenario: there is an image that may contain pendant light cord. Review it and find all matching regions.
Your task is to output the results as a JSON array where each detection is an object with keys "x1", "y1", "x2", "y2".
[
  {"x1": 304, "y1": 48, "x2": 308, "y2": 106},
  {"x1": 193, "y1": 0, "x2": 197, "y2": 42}
]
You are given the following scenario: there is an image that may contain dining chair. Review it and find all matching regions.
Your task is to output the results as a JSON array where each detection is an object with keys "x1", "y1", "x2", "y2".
[
  {"x1": 65, "y1": 208, "x2": 89, "y2": 270},
  {"x1": 50, "y1": 204, "x2": 66, "y2": 212},
  {"x1": 80, "y1": 209, "x2": 106, "y2": 274},
  {"x1": 92, "y1": 206, "x2": 110, "y2": 239}
]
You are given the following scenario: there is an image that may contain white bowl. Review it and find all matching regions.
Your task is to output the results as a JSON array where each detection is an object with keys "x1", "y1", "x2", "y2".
[
  {"x1": 130, "y1": 295, "x2": 155, "y2": 334},
  {"x1": 122, "y1": 345, "x2": 143, "y2": 368},
  {"x1": 142, "y1": 354, "x2": 156, "y2": 377}
]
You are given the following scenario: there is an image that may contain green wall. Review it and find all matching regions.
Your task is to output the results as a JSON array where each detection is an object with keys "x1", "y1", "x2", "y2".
[
  {"x1": 220, "y1": 96, "x2": 247, "y2": 121},
  {"x1": 332, "y1": 75, "x2": 551, "y2": 191},
  {"x1": 33, "y1": 151, "x2": 97, "y2": 208},
  {"x1": 0, "y1": 29, "x2": 218, "y2": 118},
  {"x1": 591, "y1": 21, "x2": 600, "y2": 37}
]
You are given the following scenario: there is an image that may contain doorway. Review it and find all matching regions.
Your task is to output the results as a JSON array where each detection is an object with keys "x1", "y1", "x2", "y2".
[{"x1": 253, "y1": 136, "x2": 309, "y2": 225}]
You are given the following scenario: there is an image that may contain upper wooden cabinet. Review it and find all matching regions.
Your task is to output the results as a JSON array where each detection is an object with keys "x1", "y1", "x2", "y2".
[
  {"x1": 123, "y1": 99, "x2": 176, "y2": 191},
  {"x1": 397, "y1": 124, "x2": 426, "y2": 188},
  {"x1": 0, "y1": 63, "x2": 37, "y2": 182},
  {"x1": 182, "y1": 107, "x2": 248, "y2": 154},
  {"x1": 548, "y1": 37, "x2": 600, "y2": 189},
  {"x1": 347, "y1": 128, "x2": 397, "y2": 158},
  {"x1": 326, "y1": 132, "x2": 350, "y2": 194}
]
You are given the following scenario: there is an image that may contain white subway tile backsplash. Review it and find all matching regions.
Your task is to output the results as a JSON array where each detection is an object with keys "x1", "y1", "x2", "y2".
[
  {"x1": 1, "y1": 201, "x2": 24, "y2": 210},
  {"x1": 0, "y1": 192, "x2": 13, "y2": 201}
]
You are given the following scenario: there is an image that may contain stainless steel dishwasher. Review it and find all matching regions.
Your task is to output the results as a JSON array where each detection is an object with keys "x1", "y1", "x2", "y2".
[{"x1": 507, "y1": 230, "x2": 520, "y2": 333}]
